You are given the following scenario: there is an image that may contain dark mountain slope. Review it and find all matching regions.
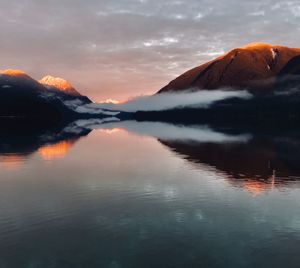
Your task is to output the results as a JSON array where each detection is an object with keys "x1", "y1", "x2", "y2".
[{"x1": 0, "y1": 70, "x2": 100, "y2": 125}]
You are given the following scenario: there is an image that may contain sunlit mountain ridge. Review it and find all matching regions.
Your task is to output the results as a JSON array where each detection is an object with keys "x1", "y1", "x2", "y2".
[
  {"x1": 159, "y1": 42, "x2": 300, "y2": 93},
  {"x1": 39, "y1": 75, "x2": 83, "y2": 97}
]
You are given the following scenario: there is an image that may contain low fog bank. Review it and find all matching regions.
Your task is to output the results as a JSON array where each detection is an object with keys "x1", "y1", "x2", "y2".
[
  {"x1": 66, "y1": 120, "x2": 251, "y2": 143},
  {"x1": 63, "y1": 99, "x2": 121, "y2": 116},
  {"x1": 96, "y1": 90, "x2": 253, "y2": 112}
]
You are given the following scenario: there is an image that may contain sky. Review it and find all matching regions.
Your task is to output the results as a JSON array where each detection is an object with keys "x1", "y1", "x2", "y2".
[{"x1": 1, "y1": 0, "x2": 300, "y2": 101}]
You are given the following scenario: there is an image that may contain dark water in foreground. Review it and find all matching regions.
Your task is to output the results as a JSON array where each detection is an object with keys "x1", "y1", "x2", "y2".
[{"x1": 0, "y1": 121, "x2": 300, "y2": 268}]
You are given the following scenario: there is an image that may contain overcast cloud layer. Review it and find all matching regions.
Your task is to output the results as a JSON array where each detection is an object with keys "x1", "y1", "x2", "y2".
[{"x1": 1, "y1": 0, "x2": 300, "y2": 101}]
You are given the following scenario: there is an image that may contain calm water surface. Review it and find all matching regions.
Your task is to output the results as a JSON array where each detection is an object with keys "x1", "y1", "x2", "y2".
[{"x1": 0, "y1": 122, "x2": 300, "y2": 268}]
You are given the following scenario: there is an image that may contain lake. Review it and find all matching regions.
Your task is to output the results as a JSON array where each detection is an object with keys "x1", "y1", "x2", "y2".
[{"x1": 0, "y1": 121, "x2": 300, "y2": 268}]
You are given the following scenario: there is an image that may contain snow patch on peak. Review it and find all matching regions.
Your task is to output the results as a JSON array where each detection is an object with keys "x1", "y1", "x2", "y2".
[
  {"x1": 271, "y1": 48, "x2": 277, "y2": 60},
  {"x1": 39, "y1": 75, "x2": 81, "y2": 96},
  {"x1": 40, "y1": 75, "x2": 72, "y2": 90}
]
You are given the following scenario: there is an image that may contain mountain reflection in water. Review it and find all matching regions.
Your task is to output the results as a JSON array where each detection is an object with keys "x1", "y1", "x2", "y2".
[
  {"x1": 99, "y1": 121, "x2": 300, "y2": 195},
  {"x1": 1, "y1": 120, "x2": 300, "y2": 194},
  {"x1": 0, "y1": 120, "x2": 91, "y2": 166}
]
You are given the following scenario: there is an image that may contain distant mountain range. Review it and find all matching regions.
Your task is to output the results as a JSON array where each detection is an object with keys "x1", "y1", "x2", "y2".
[
  {"x1": 0, "y1": 69, "x2": 91, "y2": 102},
  {"x1": 158, "y1": 43, "x2": 300, "y2": 93},
  {"x1": 0, "y1": 70, "x2": 113, "y2": 126},
  {"x1": 2, "y1": 43, "x2": 300, "y2": 126}
]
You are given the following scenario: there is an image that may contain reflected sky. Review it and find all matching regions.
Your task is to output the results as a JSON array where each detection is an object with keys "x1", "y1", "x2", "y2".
[{"x1": 1, "y1": 0, "x2": 300, "y2": 100}]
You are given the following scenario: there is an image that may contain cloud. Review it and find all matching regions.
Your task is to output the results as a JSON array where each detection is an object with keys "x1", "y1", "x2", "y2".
[
  {"x1": 143, "y1": 37, "x2": 179, "y2": 47},
  {"x1": 95, "y1": 89, "x2": 252, "y2": 112}
]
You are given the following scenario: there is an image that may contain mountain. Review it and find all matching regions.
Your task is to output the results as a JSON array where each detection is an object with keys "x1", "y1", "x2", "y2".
[
  {"x1": 0, "y1": 69, "x2": 47, "y2": 93},
  {"x1": 132, "y1": 43, "x2": 300, "y2": 124},
  {"x1": 40, "y1": 75, "x2": 81, "y2": 96},
  {"x1": 0, "y1": 69, "x2": 99, "y2": 125},
  {"x1": 0, "y1": 69, "x2": 63, "y2": 123},
  {"x1": 39, "y1": 75, "x2": 91, "y2": 103},
  {"x1": 158, "y1": 43, "x2": 300, "y2": 93}
]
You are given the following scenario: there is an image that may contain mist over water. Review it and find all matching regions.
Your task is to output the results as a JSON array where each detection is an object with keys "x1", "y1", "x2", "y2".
[
  {"x1": 95, "y1": 90, "x2": 253, "y2": 112},
  {"x1": 80, "y1": 121, "x2": 252, "y2": 143}
]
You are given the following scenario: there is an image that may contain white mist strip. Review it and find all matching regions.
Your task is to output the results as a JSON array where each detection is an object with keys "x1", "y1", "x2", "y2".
[
  {"x1": 97, "y1": 90, "x2": 253, "y2": 112},
  {"x1": 95, "y1": 121, "x2": 252, "y2": 143},
  {"x1": 64, "y1": 99, "x2": 120, "y2": 116}
]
